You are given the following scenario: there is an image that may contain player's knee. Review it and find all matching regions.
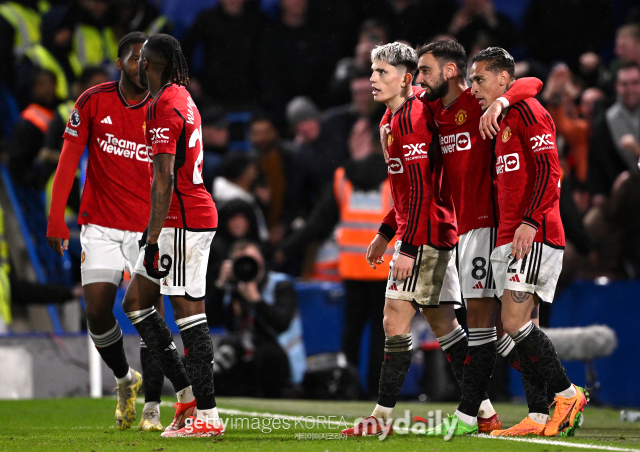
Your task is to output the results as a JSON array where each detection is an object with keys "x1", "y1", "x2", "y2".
[
  {"x1": 382, "y1": 313, "x2": 407, "y2": 336},
  {"x1": 501, "y1": 317, "x2": 521, "y2": 336},
  {"x1": 121, "y1": 293, "x2": 138, "y2": 313},
  {"x1": 84, "y1": 300, "x2": 113, "y2": 322}
]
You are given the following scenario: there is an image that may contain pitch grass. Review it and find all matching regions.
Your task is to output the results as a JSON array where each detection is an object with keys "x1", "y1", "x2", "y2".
[{"x1": 0, "y1": 397, "x2": 639, "y2": 451}]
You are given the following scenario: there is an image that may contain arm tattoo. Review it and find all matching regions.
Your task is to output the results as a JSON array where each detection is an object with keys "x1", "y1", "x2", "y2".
[{"x1": 512, "y1": 291, "x2": 529, "y2": 304}]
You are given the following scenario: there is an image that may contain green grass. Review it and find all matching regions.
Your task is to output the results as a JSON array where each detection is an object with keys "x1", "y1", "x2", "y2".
[{"x1": 0, "y1": 397, "x2": 639, "y2": 451}]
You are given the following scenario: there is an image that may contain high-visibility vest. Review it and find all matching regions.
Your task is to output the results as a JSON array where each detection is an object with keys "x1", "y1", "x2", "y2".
[
  {"x1": 20, "y1": 102, "x2": 54, "y2": 134},
  {"x1": 0, "y1": 206, "x2": 12, "y2": 325},
  {"x1": 0, "y1": 1, "x2": 43, "y2": 57},
  {"x1": 73, "y1": 24, "x2": 118, "y2": 68},
  {"x1": 333, "y1": 167, "x2": 394, "y2": 281},
  {"x1": 22, "y1": 44, "x2": 70, "y2": 100},
  {"x1": 145, "y1": 15, "x2": 169, "y2": 36}
]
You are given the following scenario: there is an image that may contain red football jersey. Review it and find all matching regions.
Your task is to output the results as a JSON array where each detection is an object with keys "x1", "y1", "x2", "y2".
[
  {"x1": 494, "y1": 98, "x2": 564, "y2": 248},
  {"x1": 379, "y1": 95, "x2": 457, "y2": 258},
  {"x1": 145, "y1": 84, "x2": 217, "y2": 230},
  {"x1": 381, "y1": 78, "x2": 542, "y2": 236},
  {"x1": 62, "y1": 81, "x2": 151, "y2": 232}
]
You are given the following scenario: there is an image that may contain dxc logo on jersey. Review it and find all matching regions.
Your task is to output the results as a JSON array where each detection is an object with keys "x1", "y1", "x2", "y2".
[
  {"x1": 440, "y1": 132, "x2": 471, "y2": 154},
  {"x1": 530, "y1": 134, "x2": 554, "y2": 151},
  {"x1": 403, "y1": 143, "x2": 427, "y2": 157},
  {"x1": 150, "y1": 127, "x2": 170, "y2": 143},
  {"x1": 388, "y1": 158, "x2": 403, "y2": 174}
]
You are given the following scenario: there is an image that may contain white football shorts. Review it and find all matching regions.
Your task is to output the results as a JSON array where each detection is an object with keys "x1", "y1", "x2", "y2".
[
  {"x1": 80, "y1": 223, "x2": 142, "y2": 286},
  {"x1": 491, "y1": 242, "x2": 563, "y2": 303},
  {"x1": 134, "y1": 227, "x2": 216, "y2": 300}
]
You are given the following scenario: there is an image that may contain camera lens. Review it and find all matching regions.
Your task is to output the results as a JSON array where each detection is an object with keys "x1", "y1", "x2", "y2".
[{"x1": 232, "y1": 256, "x2": 259, "y2": 282}]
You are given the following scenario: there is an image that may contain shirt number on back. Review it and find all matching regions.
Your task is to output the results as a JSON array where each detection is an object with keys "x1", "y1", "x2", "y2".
[{"x1": 189, "y1": 126, "x2": 204, "y2": 184}]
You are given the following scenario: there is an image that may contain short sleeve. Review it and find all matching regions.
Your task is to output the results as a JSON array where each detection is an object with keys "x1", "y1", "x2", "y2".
[
  {"x1": 62, "y1": 100, "x2": 92, "y2": 145},
  {"x1": 146, "y1": 110, "x2": 178, "y2": 157}
]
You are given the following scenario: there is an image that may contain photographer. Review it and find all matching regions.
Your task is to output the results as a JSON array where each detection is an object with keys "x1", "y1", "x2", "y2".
[{"x1": 206, "y1": 240, "x2": 306, "y2": 398}]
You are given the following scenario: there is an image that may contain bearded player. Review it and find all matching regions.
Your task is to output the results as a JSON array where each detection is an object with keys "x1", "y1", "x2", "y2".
[
  {"x1": 342, "y1": 41, "x2": 460, "y2": 437},
  {"x1": 46, "y1": 32, "x2": 166, "y2": 432},
  {"x1": 122, "y1": 33, "x2": 223, "y2": 438},
  {"x1": 380, "y1": 40, "x2": 543, "y2": 435},
  {"x1": 469, "y1": 47, "x2": 587, "y2": 437}
]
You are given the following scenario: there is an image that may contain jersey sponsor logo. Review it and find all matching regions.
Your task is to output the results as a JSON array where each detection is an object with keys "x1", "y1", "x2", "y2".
[
  {"x1": 454, "y1": 109, "x2": 467, "y2": 125},
  {"x1": 70, "y1": 109, "x2": 81, "y2": 127},
  {"x1": 388, "y1": 157, "x2": 404, "y2": 174},
  {"x1": 530, "y1": 134, "x2": 554, "y2": 151},
  {"x1": 502, "y1": 126, "x2": 512, "y2": 142},
  {"x1": 495, "y1": 153, "x2": 520, "y2": 174},
  {"x1": 440, "y1": 132, "x2": 471, "y2": 154},
  {"x1": 97, "y1": 133, "x2": 149, "y2": 162},
  {"x1": 403, "y1": 143, "x2": 427, "y2": 159},
  {"x1": 150, "y1": 127, "x2": 170, "y2": 143},
  {"x1": 101, "y1": 116, "x2": 112, "y2": 124},
  {"x1": 65, "y1": 126, "x2": 78, "y2": 137}
]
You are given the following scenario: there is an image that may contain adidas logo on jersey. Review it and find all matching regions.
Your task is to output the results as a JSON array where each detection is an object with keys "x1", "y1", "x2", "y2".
[
  {"x1": 389, "y1": 283, "x2": 398, "y2": 291},
  {"x1": 509, "y1": 274, "x2": 521, "y2": 283},
  {"x1": 472, "y1": 281, "x2": 484, "y2": 289},
  {"x1": 101, "y1": 116, "x2": 112, "y2": 124}
]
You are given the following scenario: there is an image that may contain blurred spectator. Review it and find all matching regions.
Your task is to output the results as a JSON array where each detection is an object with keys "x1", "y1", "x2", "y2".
[
  {"x1": 448, "y1": 0, "x2": 516, "y2": 53},
  {"x1": 6, "y1": 69, "x2": 57, "y2": 188},
  {"x1": 109, "y1": 0, "x2": 172, "y2": 43},
  {"x1": 208, "y1": 199, "x2": 263, "y2": 285},
  {"x1": 248, "y1": 114, "x2": 294, "y2": 238},
  {"x1": 283, "y1": 96, "x2": 347, "y2": 224},
  {"x1": 206, "y1": 240, "x2": 306, "y2": 397},
  {"x1": 181, "y1": 0, "x2": 265, "y2": 108},
  {"x1": 524, "y1": 0, "x2": 613, "y2": 72},
  {"x1": 213, "y1": 152, "x2": 269, "y2": 242},
  {"x1": 612, "y1": 23, "x2": 640, "y2": 73},
  {"x1": 542, "y1": 64, "x2": 605, "y2": 187},
  {"x1": 588, "y1": 63, "x2": 640, "y2": 202},
  {"x1": 0, "y1": 0, "x2": 45, "y2": 90},
  {"x1": 200, "y1": 106, "x2": 229, "y2": 191},
  {"x1": 277, "y1": 136, "x2": 390, "y2": 396},
  {"x1": 324, "y1": 73, "x2": 386, "y2": 165},
  {"x1": 328, "y1": 23, "x2": 383, "y2": 106},
  {"x1": 259, "y1": 0, "x2": 334, "y2": 118}
]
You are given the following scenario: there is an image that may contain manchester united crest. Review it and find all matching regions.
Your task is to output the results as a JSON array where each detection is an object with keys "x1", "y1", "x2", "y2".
[
  {"x1": 454, "y1": 109, "x2": 467, "y2": 125},
  {"x1": 388, "y1": 134, "x2": 394, "y2": 146},
  {"x1": 142, "y1": 121, "x2": 146, "y2": 134},
  {"x1": 81, "y1": 251, "x2": 86, "y2": 263},
  {"x1": 502, "y1": 126, "x2": 512, "y2": 142}
]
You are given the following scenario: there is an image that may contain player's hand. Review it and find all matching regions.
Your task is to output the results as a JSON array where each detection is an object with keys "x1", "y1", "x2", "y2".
[
  {"x1": 237, "y1": 280, "x2": 261, "y2": 303},
  {"x1": 216, "y1": 259, "x2": 233, "y2": 288},
  {"x1": 47, "y1": 237, "x2": 69, "y2": 256},
  {"x1": 511, "y1": 223, "x2": 537, "y2": 260},
  {"x1": 392, "y1": 253, "x2": 415, "y2": 281},
  {"x1": 479, "y1": 99, "x2": 503, "y2": 140},
  {"x1": 143, "y1": 242, "x2": 172, "y2": 279},
  {"x1": 380, "y1": 124, "x2": 391, "y2": 163},
  {"x1": 366, "y1": 234, "x2": 388, "y2": 269}
]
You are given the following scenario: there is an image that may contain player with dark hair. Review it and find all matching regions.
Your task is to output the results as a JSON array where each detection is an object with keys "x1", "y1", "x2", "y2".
[
  {"x1": 46, "y1": 31, "x2": 166, "y2": 432},
  {"x1": 343, "y1": 41, "x2": 459, "y2": 437},
  {"x1": 379, "y1": 39, "x2": 544, "y2": 435},
  {"x1": 122, "y1": 33, "x2": 223, "y2": 438},
  {"x1": 469, "y1": 47, "x2": 587, "y2": 437}
]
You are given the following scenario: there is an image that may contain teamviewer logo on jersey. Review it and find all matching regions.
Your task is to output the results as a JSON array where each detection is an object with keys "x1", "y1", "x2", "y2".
[
  {"x1": 150, "y1": 128, "x2": 170, "y2": 143},
  {"x1": 456, "y1": 132, "x2": 471, "y2": 151},
  {"x1": 504, "y1": 153, "x2": 520, "y2": 172},
  {"x1": 388, "y1": 158, "x2": 404, "y2": 174}
]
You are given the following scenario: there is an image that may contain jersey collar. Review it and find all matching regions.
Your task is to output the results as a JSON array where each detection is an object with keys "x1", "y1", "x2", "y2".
[
  {"x1": 391, "y1": 94, "x2": 415, "y2": 119},
  {"x1": 116, "y1": 82, "x2": 151, "y2": 110}
]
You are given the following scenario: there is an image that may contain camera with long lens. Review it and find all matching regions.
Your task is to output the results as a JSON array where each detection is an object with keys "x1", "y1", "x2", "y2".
[{"x1": 232, "y1": 256, "x2": 259, "y2": 282}]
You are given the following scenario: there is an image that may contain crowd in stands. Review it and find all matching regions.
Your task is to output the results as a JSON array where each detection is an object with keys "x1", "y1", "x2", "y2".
[{"x1": 1, "y1": 0, "x2": 640, "y2": 395}]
